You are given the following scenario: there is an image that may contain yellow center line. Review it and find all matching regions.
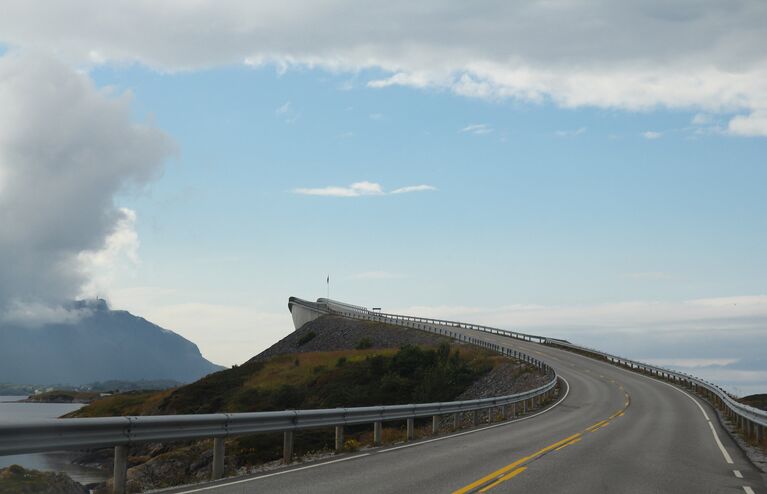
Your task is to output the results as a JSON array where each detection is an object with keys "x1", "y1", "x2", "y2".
[
  {"x1": 453, "y1": 381, "x2": 632, "y2": 493},
  {"x1": 451, "y1": 434, "x2": 581, "y2": 494},
  {"x1": 554, "y1": 437, "x2": 582, "y2": 451},
  {"x1": 477, "y1": 467, "x2": 528, "y2": 493},
  {"x1": 585, "y1": 419, "x2": 609, "y2": 431}
]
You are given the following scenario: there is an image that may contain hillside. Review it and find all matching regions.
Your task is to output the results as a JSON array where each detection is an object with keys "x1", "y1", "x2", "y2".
[
  {"x1": 67, "y1": 315, "x2": 549, "y2": 493},
  {"x1": 0, "y1": 300, "x2": 223, "y2": 386},
  {"x1": 740, "y1": 394, "x2": 767, "y2": 411}
]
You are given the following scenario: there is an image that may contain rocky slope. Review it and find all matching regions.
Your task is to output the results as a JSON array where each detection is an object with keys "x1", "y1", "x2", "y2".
[{"x1": 0, "y1": 465, "x2": 86, "y2": 494}]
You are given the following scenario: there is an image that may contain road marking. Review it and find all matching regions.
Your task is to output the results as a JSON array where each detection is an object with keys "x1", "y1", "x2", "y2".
[
  {"x1": 608, "y1": 360, "x2": 735, "y2": 465},
  {"x1": 171, "y1": 376, "x2": 572, "y2": 493},
  {"x1": 478, "y1": 467, "x2": 527, "y2": 493},
  {"x1": 554, "y1": 437, "x2": 581, "y2": 451},
  {"x1": 733, "y1": 470, "x2": 743, "y2": 478},
  {"x1": 171, "y1": 454, "x2": 371, "y2": 493},
  {"x1": 452, "y1": 434, "x2": 581, "y2": 494},
  {"x1": 453, "y1": 392, "x2": 631, "y2": 493},
  {"x1": 653, "y1": 379, "x2": 733, "y2": 464},
  {"x1": 743, "y1": 487, "x2": 755, "y2": 494}
]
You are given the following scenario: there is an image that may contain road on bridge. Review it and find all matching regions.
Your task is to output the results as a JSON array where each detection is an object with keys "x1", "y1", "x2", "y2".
[{"x1": 160, "y1": 327, "x2": 765, "y2": 494}]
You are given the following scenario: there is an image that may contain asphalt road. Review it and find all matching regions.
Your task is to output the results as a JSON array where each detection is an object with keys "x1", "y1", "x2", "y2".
[{"x1": 161, "y1": 328, "x2": 766, "y2": 494}]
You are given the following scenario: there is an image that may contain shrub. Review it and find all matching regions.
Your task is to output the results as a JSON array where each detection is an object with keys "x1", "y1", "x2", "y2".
[
  {"x1": 297, "y1": 331, "x2": 317, "y2": 346},
  {"x1": 336, "y1": 356, "x2": 347, "y2": 367},
  {"x1": 343, "y1": 439, "x2": 361, "y2": 452},
  {"x1": 356, "y1": 337, "x2": 373, "y2": 350}
]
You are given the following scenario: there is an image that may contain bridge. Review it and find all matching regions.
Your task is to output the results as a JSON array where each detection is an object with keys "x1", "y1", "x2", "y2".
[{"x1": 1, "y1": 297, "x2": 765, "y2": 493}]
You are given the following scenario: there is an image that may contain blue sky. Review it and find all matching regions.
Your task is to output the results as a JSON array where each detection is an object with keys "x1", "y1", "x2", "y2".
[{"x1": 0, "y1": 2, "x2": 765, "y2": 394}]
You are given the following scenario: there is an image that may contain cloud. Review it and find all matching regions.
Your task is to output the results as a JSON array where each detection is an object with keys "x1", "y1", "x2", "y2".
[
  {"x1": 3, "y1": 2, "x2": 765, "y2": 134},
  {"x1": 0, "y1": 53, "x2": 174, "y2": 317},
  {"x1": 691, "y1": 113, "x2": 712, "y2": 125},
  {"x1": 555, "y1": 127, "x2": 587, "y2": 137},
  {"x1": 459, "y1": 123, "x2": 493, "y2": 135},
  {"x1": 391, "y1": 184, "x2": 437, "y2": 194},
  {"x1": 728, "y1": 111, "x2": 767, "y2": 137},
  {"x1": 293, "y1": 181, "x2": 436, "y2": 197},
  {"x1": 642, "y1": 131, "x2": 662, "y2": 139},
  {"x1": 392, "y1": 294, "x2": 767, "y2": 394},
  {"x1": 275, "y1": 101, "x2": 299, "y2": 123},
  {"x1": 369, "y1": 113, "x2": 383, "y2": 120}
]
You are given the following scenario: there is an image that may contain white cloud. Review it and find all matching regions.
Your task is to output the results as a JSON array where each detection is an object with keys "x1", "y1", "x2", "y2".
[
  {"x1": 1, "y1": 2, "x2": 766, "y2": 135},
  {"x1": 642, "y1": 131, "x2": 662, "y2": 139},
  {"x1": 369, "y1": 113, "x2": 383, "y2": 120},
  {"x1": 77, "y1": 208, "x2": 141, "y2": 298},
  {"x1": 643, "y1": 358, "x2": 739, "y2": 369},
  {"x1": 293, "y1": 181, "x2": 436, "y2": 197},
  {"x1": 391, "y1": 184, "x2": 437, "y2": 194},
  {"x1": 555, "y1": 127, "x2": 587, "y2": 137},
  {"x1": 275, "y1": 101, "x2": 299, "y2": 123},
  {"x1": 459, "y1": 123, "x2": 493, "y2": 135},
  {"x1": 728, "y1": 111, "x2": 767, "y2": 137},
  {"x1": 691, "y1": 113, "x2": 712, "y2": 125},
  {"x1": 392, "y1": 295, "x2": 767, "y2": 333},
  {"x1": 0, "y1": 53, "x2": 173, "y2": 314}
]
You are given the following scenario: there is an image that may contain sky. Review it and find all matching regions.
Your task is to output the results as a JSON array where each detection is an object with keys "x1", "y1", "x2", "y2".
[{"x1": 0, "y1": 1, "x2": 765, "y2": 394}]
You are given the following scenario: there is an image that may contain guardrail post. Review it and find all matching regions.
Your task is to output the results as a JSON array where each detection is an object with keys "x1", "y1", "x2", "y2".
[
  {"x1": 488, "y1": 408, "x2": 494, "y2": 424},
  {"x1": 511, "y1": 403, "x2": 516, "y2": 417},
  {"x1": 432, "y1": 415, "x2": 440, "y2": 434},
  {"x1": 406, "y1": 418, "x2": 415, "y2": 441},
  {"x1": 472, "y1": 410, "x2": 479, "y2": 426},
  {"x1": 522, "y1": 400, "x2": 527, "y2": 414},
  {"x1": 335, "y1": 425, "x2": 344, "y2": 452},
  {"x1": 757, "y1": 424, "x2": 764, "y2": 446},
  {"x1": 283, "y1": 431, "x2": 294, "y2": 464},
  {"x1": 501, "y1": 405, "x2": 507, "y2": 420},
  {"x1": 452, "y1": 413, "x2": 459, "y2": 430},
  {"x1": 113, "y1": 445, "x2": 128, "y2": 494},
  {"x1": 211, "y1": 437, "x2": 225, "y2": 480},
  {"x1": 374, "y1": 421, "x2": 383, "y2": 445}
]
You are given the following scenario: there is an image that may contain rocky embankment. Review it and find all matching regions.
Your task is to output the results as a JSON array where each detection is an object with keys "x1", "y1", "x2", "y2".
[
  {"x1": 0, "y1": 465, "x2": 86, "y2": 494},
  {"x1": 250, "y1": 315, "x2": 449, "y2": 361}
]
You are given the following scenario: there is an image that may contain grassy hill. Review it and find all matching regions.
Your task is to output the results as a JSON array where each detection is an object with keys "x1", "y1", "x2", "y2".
[{"x1": 67, "y1": 316, "x2": 544, "y2": 493}]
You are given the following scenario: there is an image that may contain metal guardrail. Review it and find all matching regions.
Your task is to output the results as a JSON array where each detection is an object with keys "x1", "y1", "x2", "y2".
[
  {"x1": 313, "y1": 297, "x2": 766, "y2": 442},
  {"x1": 0, "y1": 297, "x2": 559, "y2": 494}
]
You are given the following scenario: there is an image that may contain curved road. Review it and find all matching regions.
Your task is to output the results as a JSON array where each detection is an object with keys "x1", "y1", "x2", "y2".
[{"x1": 163, "y1": 327, "x2": 765, "y2": 493}]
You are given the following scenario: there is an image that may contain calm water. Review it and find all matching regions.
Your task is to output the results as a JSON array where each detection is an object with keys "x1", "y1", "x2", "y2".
[{"x1": 0, "y1": 396, "x2": 109, "y2": 484}]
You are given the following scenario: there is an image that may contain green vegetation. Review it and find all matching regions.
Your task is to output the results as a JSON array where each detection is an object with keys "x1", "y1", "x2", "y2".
[
  {"x1": 0, "y1": 464, "x2": 85, "y2": 494},
  {"x1": 25, "y1": 390, "x2": 100, "y2": 403},
  {"x1": 69, "y1": 342, "x2": 503, "y2": 473},
  {"x1": 355, "y1": 337, "x2": 373, "y2": 349}
]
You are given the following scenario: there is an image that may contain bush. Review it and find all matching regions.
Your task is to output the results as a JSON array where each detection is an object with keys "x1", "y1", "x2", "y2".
[
  {"x1": 343, "y1": 439, "x2": 361, "y2": 452},
  {"x1": 356, "y1": 337, "x2": 373, "y2": 350},
  {"x1": 336, "y1": 356, "x2": 347, "y2": 367},
  {"x1": 297, "y1": 331, "x2": 317, "y2": 346}
]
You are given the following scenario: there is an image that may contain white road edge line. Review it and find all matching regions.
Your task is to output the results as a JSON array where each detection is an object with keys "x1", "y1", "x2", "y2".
[
  {"x1": 733, "y1": 470, "x2": 743, "y2": 478},
  {"x1": 168, "y1": 377, "x2": 570, "y2": 493},
  {"x1": 591, "y1": 354, "x2": 735, "y2": 465},
  {"x1": 170, "y1": 454, "x2": 371, "y2": 494},
  {"x1": 653, "y1": 379, "x2": 733, "y2": 464}
]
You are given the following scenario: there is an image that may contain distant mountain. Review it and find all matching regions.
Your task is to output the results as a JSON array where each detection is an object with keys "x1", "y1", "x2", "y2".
[{"x1": 0, "y1": 300, "x2": 223, "y2": 386}]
